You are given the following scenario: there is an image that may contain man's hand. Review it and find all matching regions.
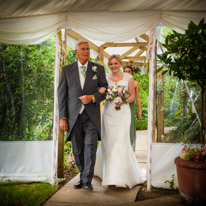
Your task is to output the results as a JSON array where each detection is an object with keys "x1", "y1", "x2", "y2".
[
  {"x1": 79, "y1": 95, "x2": 93, "y2": 104},
  {"x1": 60, "y1": 119, "x2": 68, "y2": 131}
]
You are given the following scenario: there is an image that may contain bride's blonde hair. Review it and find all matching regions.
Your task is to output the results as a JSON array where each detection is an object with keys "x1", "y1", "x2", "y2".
[{"x1": 108, "y1": 54, "x2": 123, "y2": 66}]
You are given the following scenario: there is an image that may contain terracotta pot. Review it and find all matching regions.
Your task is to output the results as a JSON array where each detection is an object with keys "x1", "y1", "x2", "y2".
[{"x1": 174, "y1": 157, "x2": 206, "y2": 205}]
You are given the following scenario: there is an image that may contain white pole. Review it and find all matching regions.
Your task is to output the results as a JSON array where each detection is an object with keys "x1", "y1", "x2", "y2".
[{"x1": 147, "y1": 27, "x2": 156, "y2": 191}]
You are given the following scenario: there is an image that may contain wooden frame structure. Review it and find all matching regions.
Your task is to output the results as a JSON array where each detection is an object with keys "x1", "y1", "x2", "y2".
[
  {"x1": 57, "y1": 29, "x2": 164, "y2": 178},
  {"x1": 67, "y1": 29, "x2": 149, "y2": 68}
]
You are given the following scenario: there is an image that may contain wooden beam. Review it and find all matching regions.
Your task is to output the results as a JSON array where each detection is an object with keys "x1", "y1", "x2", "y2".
[
  {"x1": 66, "y1": 29, "x2": 110, "y2": 59},
  {"x1": 67, "y1": 29, "x2": 99, "y2": 51},
  {"x1": 124, "y1": 56, "x2": 146, "y2": 61},
  {"x1": 120, "y1": 47, "x2": 139, "y2": 59},
  {"x1": 99, "y1": 46, "x2": 104, "y2": 65},
  {"x1": 140, "y1": 34, "x2": 149, "y2": 42},
  {"x1": 101, "y1": 42, "x2": 148, "y2": 48},
  {"x1": 135, "y1": 50, "x2": 145, "y2": 57},
  {"x1": 122, "y1": 61, "x2": 144, "y2": 67},
  {"x1": 139, "y1": 46, "x2": 147, "y2": 51}
]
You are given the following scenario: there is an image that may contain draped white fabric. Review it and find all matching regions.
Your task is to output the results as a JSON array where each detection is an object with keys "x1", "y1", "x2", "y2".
[
  {"x1": 0, "y1": 14, "x2": 67, "y2": 44},
  {"x1": 0, "y1": 141, "x2": 53, "y2": 182},
  {"x1": 67, "y1": 11, "x2": 160, "y2": 42},
  {"x1": 0, "y1": 0, "x2": 206, "y2": 44}
]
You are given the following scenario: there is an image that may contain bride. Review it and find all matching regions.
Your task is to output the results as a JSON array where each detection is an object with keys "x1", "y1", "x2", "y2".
[{"x1": 94, "y1": 54, "x2": 144, "y2": 189}]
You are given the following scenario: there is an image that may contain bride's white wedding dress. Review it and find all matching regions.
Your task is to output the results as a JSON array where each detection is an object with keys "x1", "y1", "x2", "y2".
[{"x1": 94, "y1": 72, "x2": 144, "y2": 189}]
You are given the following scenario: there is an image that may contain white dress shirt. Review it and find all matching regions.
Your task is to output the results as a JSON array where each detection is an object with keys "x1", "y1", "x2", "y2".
[{"x1": 78, "y1": 61, "x2": 88, "y2": 114}]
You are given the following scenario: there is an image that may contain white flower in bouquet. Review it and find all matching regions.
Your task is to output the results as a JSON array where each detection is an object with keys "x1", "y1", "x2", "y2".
[
  {"x1": 106, "y1": 85, "x2": 129, "y2": 111},
  {"x1": 113, "y1": 96, "x2": 122, "y2": 104}
]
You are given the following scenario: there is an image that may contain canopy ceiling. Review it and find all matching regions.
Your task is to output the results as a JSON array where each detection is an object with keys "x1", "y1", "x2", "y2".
[{"x1": 0, "y1": 0, "x2": 206, "y2": 44}]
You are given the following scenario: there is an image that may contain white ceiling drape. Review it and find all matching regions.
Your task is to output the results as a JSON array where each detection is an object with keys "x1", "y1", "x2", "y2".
[{"x1": 0, "y1": 0, "x2": 206, "y2": 44}]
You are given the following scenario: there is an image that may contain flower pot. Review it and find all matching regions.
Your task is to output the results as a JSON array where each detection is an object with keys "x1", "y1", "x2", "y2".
[{"x1": 174, "y1": 157, "x2": 206, "y2": 205}]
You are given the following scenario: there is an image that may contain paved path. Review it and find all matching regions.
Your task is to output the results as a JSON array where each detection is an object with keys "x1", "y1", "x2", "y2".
[
  {"x1": 44, "y1": 130, "x2": 147, "y2": 206},
  {"x1": 44, "y1": 130, "x2": 184, "y2": 206},
  {"x1": 135, "y1": 130, "x2": 147, "y2": 170},
  {"x1": 44, "y1": 174, "x2": 141, "y2": 206}
]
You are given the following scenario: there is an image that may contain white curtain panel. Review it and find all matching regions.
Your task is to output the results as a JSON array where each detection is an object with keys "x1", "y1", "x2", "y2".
[
  {"x1": 67, "y1": 11, "x2": 160, "y2": 42},
  {"x1": 161, "y1": 11, "x2": 206, "y2": 33},
  {"x1": 0, "y1": 141, "x2": 53, "y2": 182},
  {"x1": 0, "y1": 13, "x2": 67, "y2": 44}
]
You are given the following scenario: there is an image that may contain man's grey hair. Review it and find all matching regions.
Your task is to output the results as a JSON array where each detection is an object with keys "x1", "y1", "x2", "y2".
[{"x1": 75, "y1": 40, "x2": 90, "y2": 50}]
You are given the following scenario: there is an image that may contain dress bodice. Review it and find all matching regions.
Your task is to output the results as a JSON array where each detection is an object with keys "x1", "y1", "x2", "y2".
[
  {"x1": 106, "y1": 72, "x2": 132, "y2": 90},
  {"x1": 104, "y1": 72, "x2": 133, "y2": 113}
]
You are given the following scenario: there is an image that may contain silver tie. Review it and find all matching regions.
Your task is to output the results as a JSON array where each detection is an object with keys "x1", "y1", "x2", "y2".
[{"x1": 80, "y1": 65, "x2": 86, "y2": 77}]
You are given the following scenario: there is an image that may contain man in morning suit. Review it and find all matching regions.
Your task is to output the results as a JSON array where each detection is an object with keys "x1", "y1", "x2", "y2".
[{"x1": 58, "y1": 40, "x2": 108, "y2": 190}]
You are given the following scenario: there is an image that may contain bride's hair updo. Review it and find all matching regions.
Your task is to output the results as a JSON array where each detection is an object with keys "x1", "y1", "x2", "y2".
[{"x1": 108, "y1": 54, "x2": 123, "y2": 66}]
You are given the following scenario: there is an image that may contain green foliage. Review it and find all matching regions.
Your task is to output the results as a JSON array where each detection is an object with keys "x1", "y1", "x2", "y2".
[
  {"x1": 162, "y1": 26, "x2": 173, "y2": 40},
  {"x1": 158, "y1": 19, "x2": 206, "y2": 88},
  {"x1": 64, "y1": 138, "x2": 72, "y2": 154},
  {"x1": 0, "y1": 37, "x2": 56, "y2": 141},
  {"x1": 161, "y1": 75, "x2": 201, "y2": 143},
  {"x1": 66, "y1": 47, "x2": 78, "y2": 64},
  {"x1": 64, "y1": 138, "x2": 72, "y2": 168},
  {"x1": 157, "y1": 19, "x2": 206, "y2": 144},
  {"x1": 161, "y1": 76, "x2": 179, "y2": 127},
  {"x1": 64, "y1": 155, "x2": 69, "y2": 168},
  {"x1": 133, "y1": 72, "x2": 149, "y2": 130},
  {"x1": 167, "y1": 117, "x2": 200, "y2": 144},
  {"x1": 64, "y1": 136, "x2": 76, "y2": 168},
  {"x1": 66, "y1": 47, "x2": 94, "y2": 64},
  {"x1": 0, "y1": 182, "x2": 57, "y2": 206},
  {"x1": 164, "y1": 174, "x2": 176, "y2": 189}
]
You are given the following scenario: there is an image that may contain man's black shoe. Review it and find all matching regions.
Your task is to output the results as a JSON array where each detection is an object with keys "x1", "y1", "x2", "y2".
[
  {"x1": 74, "y1": 180, "x2": 83, "y2": 189},
  {"x1": 82, "y1": 182, "x2": 93, "y2": 190}
]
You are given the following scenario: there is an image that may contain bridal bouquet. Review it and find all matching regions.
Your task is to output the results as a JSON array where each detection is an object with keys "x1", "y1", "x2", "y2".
[{"x1": 106, "y1": 85, "x2": 129, "y2": 111}]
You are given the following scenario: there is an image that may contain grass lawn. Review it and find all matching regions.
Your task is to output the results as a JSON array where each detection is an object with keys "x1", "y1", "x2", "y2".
[{"x1": 0, "y1": 181, "x2": 58, "y2": 206}]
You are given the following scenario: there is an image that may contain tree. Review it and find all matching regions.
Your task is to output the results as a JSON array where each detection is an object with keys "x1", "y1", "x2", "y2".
[
  {"x1": 0, "y1": 37, "x2": 56, "y2": 140},
  {"x1": 158, "y1": 19, "x2": 206, "y2": 144}
]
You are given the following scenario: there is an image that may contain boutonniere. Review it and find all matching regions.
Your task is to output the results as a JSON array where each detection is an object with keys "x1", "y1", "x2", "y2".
[{"x1": 92, "y1": 66, "x2": 97, "y2": 73}]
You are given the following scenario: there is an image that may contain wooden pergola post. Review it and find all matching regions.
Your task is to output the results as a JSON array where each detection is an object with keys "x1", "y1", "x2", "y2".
[
  {"x1": 157, "y1": 70, "x2": 164, "y2": 142},
  {"x1": 57, "y1": 30, "x2": 67, "y2": 178}
]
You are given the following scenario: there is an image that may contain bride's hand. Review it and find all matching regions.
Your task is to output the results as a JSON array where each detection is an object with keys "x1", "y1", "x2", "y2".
[
  {"x1": 116, "y1": 102, "x2": 124, "y2": 107},
  {"x1": 98, "y1": 87, "x2": 106, "y2": 93}
]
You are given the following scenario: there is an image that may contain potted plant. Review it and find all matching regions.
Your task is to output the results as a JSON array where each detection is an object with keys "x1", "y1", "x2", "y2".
[
  {"x1": 157, "y1": 18, "x2": 206, "y2": 205},
  {"x1": 175, "y1": 145, "x2": 206, "y2": 204}
]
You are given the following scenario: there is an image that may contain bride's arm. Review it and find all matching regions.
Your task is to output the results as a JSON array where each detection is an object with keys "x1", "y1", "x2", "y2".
[{"x1": 126, "y1": 78, "x2": 135, "y2": 103}]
